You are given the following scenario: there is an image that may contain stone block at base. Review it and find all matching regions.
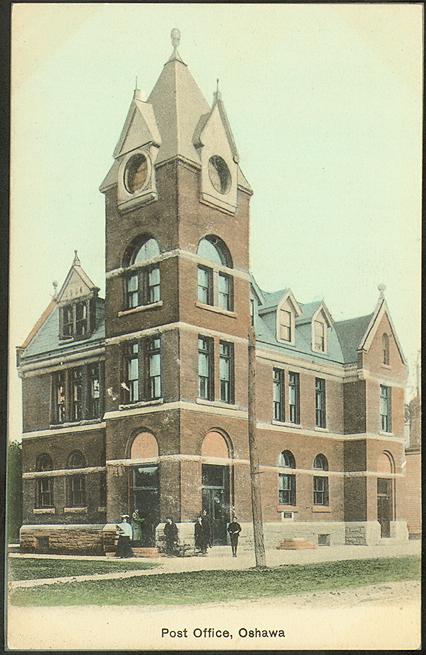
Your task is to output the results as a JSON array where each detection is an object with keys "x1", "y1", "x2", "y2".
[{"x1": 20, "y1": 524, "x2": 105, "y2": 555}]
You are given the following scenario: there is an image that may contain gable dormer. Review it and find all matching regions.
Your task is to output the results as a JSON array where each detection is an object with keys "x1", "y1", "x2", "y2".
[
  {"x1": 275, "y1": 291, "x2": 302, "y2": 345},
  {"x1": 194, "y1": 88, "x2": 240, "y2": 214},
  {"x1": 311, "y1": 304, "x2": 333, "y2": 354},
  {"x1": 57, "y1": 251, "x2": 100, "y2": 341}
]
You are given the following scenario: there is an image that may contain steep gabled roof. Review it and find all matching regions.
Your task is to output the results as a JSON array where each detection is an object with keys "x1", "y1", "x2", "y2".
[
  {"x1": 334, "y1": 313, "x2": 374, "y2": 363},
  {"x1": 357, "y1": 296, "x2": 406, "y2": 364},
  {"x1": 19, "y1": 299, "x2": 57, "y2": 350}
]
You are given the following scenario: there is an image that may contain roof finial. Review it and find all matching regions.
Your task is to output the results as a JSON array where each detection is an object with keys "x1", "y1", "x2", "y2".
[
  {"x1": 135, "y1": 75, "x2": 138, "y2": 90},
  {"x1": 52, "y1": 280, "x2": 58, "y2": 299},
  {"x1": 168, "y1": 28, "x2": 185, "y2": 64},
  {"x1": 377, "y1": 283, "x2": 386, "y2": 298},
  {"x1": 214, "y1": 78, "x2": 221, "y2": 102},
  {"x1": 73, "y1": 250, "x2": 81, "y2": 266}
]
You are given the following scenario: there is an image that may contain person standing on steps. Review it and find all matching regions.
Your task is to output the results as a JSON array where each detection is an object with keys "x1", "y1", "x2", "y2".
[
  {"x1": 194, "y1": 516, "x2": 207, "y2": 555},
  {"x1": 227, "y1": 516, "x2": 242, "y2": 557},
  {"x1": 131, "y1": 509, "x2": 144, "y2": 546},
  {"x1": 201, "y1": 508, "x2": 213, "y2": 549},
  {"x1": 116, "y1": 514, "x2": 133, "y2": 558},
  {"x1": 164, "y1": 517, "x2": 178, "y2": 555}
]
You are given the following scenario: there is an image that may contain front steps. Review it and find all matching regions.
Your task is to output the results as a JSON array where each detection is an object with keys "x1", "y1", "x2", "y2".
[
  {"x1": 276, "y1": 538, "x2": 316, "y2": 550},
  {"x1": 131, "y1": 547, "x2": 161, "y2": 558}
]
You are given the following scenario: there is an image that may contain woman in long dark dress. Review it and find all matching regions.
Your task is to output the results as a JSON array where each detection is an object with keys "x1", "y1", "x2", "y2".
[{"x1": 194, "y1": 516, "x2": 207, "y2": 554}]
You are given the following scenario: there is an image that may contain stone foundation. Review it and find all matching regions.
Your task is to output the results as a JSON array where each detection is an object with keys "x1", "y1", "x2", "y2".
[
  {"x1": 344, "y1": 521, "x2": 408, "y2": 545},
  {"x1": 20, "y1": 524, "x2": 105, "y2": 555}
]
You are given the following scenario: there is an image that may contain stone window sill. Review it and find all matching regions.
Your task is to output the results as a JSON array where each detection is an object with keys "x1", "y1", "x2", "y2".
[
  {"x1": 33, "y1": 508, "x2": 55, "y2": 514},
  {"x1": 64, "y1": 506, "x2": 88, "y2": 513},
  {"x1": 196, "y1": 398, "x2": 238, "y2": 410},
  {"x1": 379, "y1": 431, "x2": 394, "y2": 437},
  {"x1": 314, "y1": 427, "x2": 329, "y2": 433},
  {"x1": 118, "y1": 300, "x2": 163, "y2": 317},
  {"x1": 50, "y1": 418, "x2": 102, "y2": 429},
  {"x1": 119, "y1": 398, "x2": 163, "y2": 410},
  {"x1": 381, "y1": 364, "x2": 391, "y2": 370},
  {"x1": 277, "y1": 505, "x2": 298, "y2": 512},
  {"x1": 195, "y1": 301, "x2": 236, "y2": 318},
  {"x1": 272, "y1": 420, "x2": 301, "y2": 429},
  {"x1": 312, "y1": 507, "x2": 332, "y2": 513}
]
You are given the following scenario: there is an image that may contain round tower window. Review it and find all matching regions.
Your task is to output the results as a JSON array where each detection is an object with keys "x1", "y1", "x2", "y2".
[
  {"x1": 208, "y1": 155, "x2": 231, "y2": 194},
  {"x1": 124, "y1": 154, "x2": 149, "y2": 194}
]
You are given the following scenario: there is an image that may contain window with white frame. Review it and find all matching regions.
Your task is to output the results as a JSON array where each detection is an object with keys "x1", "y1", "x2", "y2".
[
  {"x1": 123, "y1": 236, "x2": 161, "y2": 309},
  {"x1": 35, "y1": 454, "x2": 54, "y2": 508},
  {"x1": 278, "y1": 450, "x2": 296, "y2": 505},
  {"x1": 196, "y1": 236, "x2": 234, "y2": 312},
  {"x1": 380, "y1": 384, "x2": 392, "y2": 432},
  {"x1": 313, "y1": 454, "x2": 329, "y2": 506},
  {"x1": 273, "y1": 368, "x2": 285, "y2": 421}
]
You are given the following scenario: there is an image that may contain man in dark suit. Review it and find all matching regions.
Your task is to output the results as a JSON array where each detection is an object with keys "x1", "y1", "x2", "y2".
[{"x1": 227, "y1": 517, "x2": 242, "y2": 557}]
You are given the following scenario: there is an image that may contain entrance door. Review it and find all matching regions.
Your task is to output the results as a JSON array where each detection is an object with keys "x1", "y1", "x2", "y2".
[
  {"x1": 377, "y1": 478, "x2": 392, "y2": 538},
  {"x1": 202, "y1": 464, "x2": 230, "y2": 545},
  {"x1": 132, "y1": 466, "x2": 160, "y2": 546}
]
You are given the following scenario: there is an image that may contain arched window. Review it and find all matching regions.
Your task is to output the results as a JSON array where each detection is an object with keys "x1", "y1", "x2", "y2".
[
  {"x1": 130, "y1": 432, "x2": 159, "y2": 459},
  {"x1": 377, "y1": 451, "x2": 395, "y2": 475},
  {"x1": 35, "y1": 454, "x2": 53, "y2": 509},
  {"x1": 278, "y1": 450, "x2": 296, "y2": 468},
  {"x1": 278, "y1": 450, "x2": 296, "y2": 505},
  {"x1": 382, "y1": 333, "x2": 390, "y2": 365},
  {"x1": 197, "y1": 236, "x2": 232, "y2": 268},
  {"x1": 197, "y1": 236, "x2": 233, "y2": 311},
  {"x1": 123, "y1": 236, "x2": 161, "y2": 309},
  {"x1": 66, "y1": 451, "x2": 86, "y2": 507},
  {"x1": 201, "y1": 431, "x2": 231, "y2": 459},
  {"x1": 313, "y1": 454, "x2": 328, "y2": 471},
  {"x1": 313, "y1": 454, "x2": 329, "y2": 506}
]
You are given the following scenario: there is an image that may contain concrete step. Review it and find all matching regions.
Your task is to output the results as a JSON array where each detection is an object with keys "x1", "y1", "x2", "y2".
[
  {"x1": 8, "y1": 544, "x2": 20, "y2": 553},
  {"x1": 276, "y1": 538, "x2": 317, "y2": 550},
  {"x1": 131, "y1": 547, "x2": 161, "y2": 558}
]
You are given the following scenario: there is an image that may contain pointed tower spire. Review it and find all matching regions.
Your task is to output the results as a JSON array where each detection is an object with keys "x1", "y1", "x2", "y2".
[{"x1": 168, "y1": 28, "x2": 185, "y2": 64}]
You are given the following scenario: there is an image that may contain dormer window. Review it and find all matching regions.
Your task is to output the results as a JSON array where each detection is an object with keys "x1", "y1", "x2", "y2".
[
  {"x1": 59, "y1": 298, "x2": 94, "y2": 340},
  {"x1": 275, "y1": 292, "x2": 300, "y2": 345},
  {"x1": 279, "y1": 309, "x2": 292, "y2": 342},
  {"x1": 311, "y1": 305, "x2": 332, "y2": 354},
  {"x1": 314, "y1": 320, "x2": 326, "y2": 352}
]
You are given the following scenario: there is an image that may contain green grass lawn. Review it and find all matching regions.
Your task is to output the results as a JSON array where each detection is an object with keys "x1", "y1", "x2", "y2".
[
  {"x1": 9, "y1": 555, "x2": 420, "y2": 607},
  {"x1": 8, "y1": 557, "x2": 158, "y2": 581}
]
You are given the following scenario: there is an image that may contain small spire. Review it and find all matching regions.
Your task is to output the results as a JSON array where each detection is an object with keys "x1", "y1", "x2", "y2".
[
  {"x1": 52, "y1": 280, "x2": 58, "y2": 299},
  {"x1": 135, "y1": 75, "x2": 138, "y2": 90},
  {"x1": 377, "y1": 283, "x2": 386, "y2": 298},
  {"x1": 168, "y1": 28, "x2": 185, "y2": 63},
  {"x1": 213, "y1": 78, "x2": 222, "y2": 103},
  {"x1": 73, "y1": 250, "x2": 81, "y2": 266}
]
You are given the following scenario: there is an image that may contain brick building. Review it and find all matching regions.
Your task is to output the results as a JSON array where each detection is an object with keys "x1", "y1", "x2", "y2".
[{"x1": 18, "y1": 32, "x2": 410, "y2": 554}]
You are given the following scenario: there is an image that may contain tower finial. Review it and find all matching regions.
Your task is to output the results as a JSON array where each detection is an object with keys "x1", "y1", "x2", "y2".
[
  {"x1": 73, "y1": 250, "x2": 81, "y2": 265},
  {"x1": 213, "y1": 77, "x2": 221, "y2": 102},
  {"x1": 168, "y1": 28, "x2": 185, "y2": 63},
  {"x1": 377, "y1": 283, "x2": 386, "y2": 298},
  {"x1": 135, "y1": 75, "x2": 138, "y2": 90},
  {"x1": 52, "y1": 280, "x2": 58, "y2": 299}
]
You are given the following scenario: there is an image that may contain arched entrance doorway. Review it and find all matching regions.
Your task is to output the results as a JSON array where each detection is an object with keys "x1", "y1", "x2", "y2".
[
  {"x1": 377, "y1": 451, "x2": 395, "y2": 538},
  {"x1": 201, "y1": 431, "x2": 232, "y2": 545},
  {"x1": 129, "y1": 432, "x2": 159, "y2": 547}
]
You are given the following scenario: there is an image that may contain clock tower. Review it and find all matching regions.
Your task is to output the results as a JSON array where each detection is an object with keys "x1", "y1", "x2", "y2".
[{"x1": 99, "y1": 30, "x2": 253, "y2": 544}]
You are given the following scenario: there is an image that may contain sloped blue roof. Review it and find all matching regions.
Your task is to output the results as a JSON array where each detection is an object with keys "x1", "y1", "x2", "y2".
[
  {"x1": 21, "y1": 299, "x2": 105, "y2": 363},
  {"x1": 252, "y1": 282, "x2": 371, "y2": 366}
]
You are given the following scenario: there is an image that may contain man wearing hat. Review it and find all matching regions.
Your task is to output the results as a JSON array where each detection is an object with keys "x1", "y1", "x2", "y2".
[{"x1": 116, "y1": 514, "x2": 133, "y2": 558}]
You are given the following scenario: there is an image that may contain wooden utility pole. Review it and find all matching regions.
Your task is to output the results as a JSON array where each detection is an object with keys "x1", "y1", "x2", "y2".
[{"x1": 248, "y1": 324, "x2": 267, "y2": 568}]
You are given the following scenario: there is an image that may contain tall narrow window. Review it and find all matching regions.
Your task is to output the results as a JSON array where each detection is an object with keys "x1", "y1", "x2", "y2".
[
  {"x1": 54, "y1": 372, "x2": 66, "y2": 424},
  {"x1": 197, "y1": 266, "x2": 213, "y2": 305},
  {"x1": 67, "y1": 451, "x2": 86, "y2": 507},
  {"x1": 220, "y1": 341, "x2": 234, "y2": 404},
  {"x1": 314, "y1": 320, "x2": 326, "y2": 352},
  {"x1": 75, "y1": 301, "x2": 88, "y2": 337},
  {"x1": 313, "y1": 454, "x2": 329, "y2": 506},
  {"x1": 218, "y1": 273, "x2": 232, "y2": 311},
  {"x1": 279, "y1": 309, "x2": 292, "y2": 342},
  {"x1": 273, "y1": 368, "x2": 284, "y2": 421},
  {"x1": 87, "y1": 363, "x2": 100, "y2": 418},
  {"x1": 288, "y1": 372, "x2": 300, "y2": 424},
  {"x1": 148, "y1": 266, "x2": 161, "y2": 303},
  {"x1": 198, "y1": 336, "x2": 214, "y2": 400},
  {"x1": 124, "y1": 343, "x2": 139, "y2": 403},
  {"x1": 126, "y1": 274, "x2": 139, "y2": 308},
  {"x1": 315, "y1": 377, "x2": 326, "y2": 428},
  {"x1": 147, "y1": 337, "x2": 161, "y2": 400},
  {"x1": 380, "y1": 385, "x2": 392, "y2": 432},
  {"x1": 71, "y1": 368, "x2": 83, "y2": 421},
  {"x1": 35, "y1": 454, "x2": 53, "y2": 508},
  {"x1": 382, "y1": 334, "x2": 390, "y2": 365},
  {"x1": 63, "y1": 306, "x2": 74, "y2": 337},
  {"x1": 278, "y1": 450, "x2": 296, "y2": 505}
]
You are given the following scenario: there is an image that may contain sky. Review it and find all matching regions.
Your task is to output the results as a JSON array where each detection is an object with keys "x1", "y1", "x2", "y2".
[{"x1": 9, "y1": 3, "x2": 422, "y2": 440}]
